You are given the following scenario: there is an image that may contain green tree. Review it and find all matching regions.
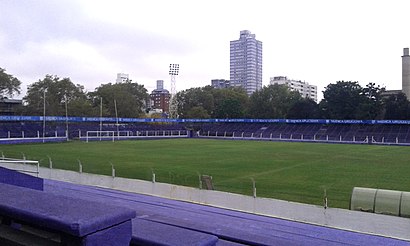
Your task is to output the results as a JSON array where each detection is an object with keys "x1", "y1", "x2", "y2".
[
  {"x1": 176, "y1": 86, "x2": 214, "y2": 118},
  {"x1": 356, "y1": 82, "x2": 385, "y2": 119},
  {"x1": 248, "y1": 84, "x2": 302, "y2": 118},
  {"x1": 0, "y1": 67, "x2": 21, "y2": 98},
  {"x1": 89, "y1": 82, "x2": 148, "y2": 118},
  {"x1": 383, "y1": 92, "x2": 410, "y2": 120},
  {"x1": 212, "y1": 87, "x2": 248, "y2": 118},
  {"x1": 67, "y1": 98, "x2": 96, "y2": 117},
  {"x1": 319, "y1": 81, "x2": 364, "y2": 119},
  {"x1": 287, "y1": 98, "x2": 320, "y2": 119},
  {"x1": 23, "y1": 75, "x2": 91, "y2": 116},
  {"x1": 320, "y1": 81, "x2": 386, "y2": 120},
  {"x1": 186, "y1": 106, "x2": 210, "y2": 118}
]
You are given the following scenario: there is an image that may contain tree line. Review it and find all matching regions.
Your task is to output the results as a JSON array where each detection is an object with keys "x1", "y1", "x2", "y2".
[
  {"x1": 1, "y1": 67, "x2": 410, "y2": 120},
  {"x1": 0, "y1": 69, "x2": 147, "y2": 118},
  {"x1": 175, "y1": 81, "x2": 410, "y2": 120}
]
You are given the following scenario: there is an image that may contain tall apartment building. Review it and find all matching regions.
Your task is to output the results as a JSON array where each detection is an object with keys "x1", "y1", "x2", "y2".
[
  {"x1": 116, "y1": 73, "x2": 129, "y2": 83},
  {"x1": 211, "y1": 79, "x2": 230, "y2": 89},
  {"x1": 230, "y1": 30, "x2": 263, "y2": 95},
  {"x1": 270, "y1": 76, "x2": 317, "y2": 102},
  {"x1": 150, "y1": 80, "x2": 170, "y2": 113}
]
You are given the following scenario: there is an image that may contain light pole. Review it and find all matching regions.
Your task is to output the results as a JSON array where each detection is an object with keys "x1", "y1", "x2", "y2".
[
  {"x1": 64, "y1": 94, "x2": 69, "y2": 140},
  {"x1": 100, "y1": 97, "x2": 103, "y2": 138},
  {"x1": 168, "y1": 64, "x2": 179, "y2": 119},
  {"x1": 42, "y1": 88, "x2": 47, "y2": 143},
  {"x1": 114, "y1": 99, "x2": 119, "y2": 139}
]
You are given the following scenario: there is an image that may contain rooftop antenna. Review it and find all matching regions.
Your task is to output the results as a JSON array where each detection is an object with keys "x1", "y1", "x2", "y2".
[{"x1": 168, "y1": 64, "x2": 179, "y2": 118}]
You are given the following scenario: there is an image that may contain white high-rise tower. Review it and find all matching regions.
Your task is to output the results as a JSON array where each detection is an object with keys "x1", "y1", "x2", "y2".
[{"x1": 230, "y1": 30, "x2": 263, "y2": 95}]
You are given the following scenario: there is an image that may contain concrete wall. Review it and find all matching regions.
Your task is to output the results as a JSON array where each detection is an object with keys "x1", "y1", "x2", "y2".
[{"x1": 1, "y1": 162, "x2": 409, "y2": 242}]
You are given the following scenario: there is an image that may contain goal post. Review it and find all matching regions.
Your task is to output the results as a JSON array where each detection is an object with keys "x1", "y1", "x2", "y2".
[
  {"x1": 86, "y1": 131, "x2": 115, "y2": 142},
  {"x1": 84, "y1": 130, "x2": 187, "y2": 142}
]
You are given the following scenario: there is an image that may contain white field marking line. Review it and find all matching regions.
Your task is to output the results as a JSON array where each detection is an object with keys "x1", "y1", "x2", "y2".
[{"x1": 217, "y1": 162, "x2": 311, "y2": 184}]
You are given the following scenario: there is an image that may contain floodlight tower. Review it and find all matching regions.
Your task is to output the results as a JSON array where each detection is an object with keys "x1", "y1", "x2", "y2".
[{"x1": 169, "y1": 64, "x2": 179, "y2": 118}]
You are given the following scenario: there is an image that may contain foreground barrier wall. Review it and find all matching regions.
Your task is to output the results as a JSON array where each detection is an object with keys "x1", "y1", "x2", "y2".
[
  {"x1": 0, "y1": 166, "x2": 43, "y2": 190},
  {"x1": 1, "y1": 162, "x2": 409, "y2": 242}
]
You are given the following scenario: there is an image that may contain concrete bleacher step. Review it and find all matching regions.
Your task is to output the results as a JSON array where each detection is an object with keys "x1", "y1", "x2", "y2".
[
  {"x1": 19, "y1": 224, "x2": 61, "y2": 243},
  {"x1": 131, "y1": 219, "x2": 219, "y2": 246},
  {"x1": 215, "y1": 240, "x2": 247, "y2": 246}
]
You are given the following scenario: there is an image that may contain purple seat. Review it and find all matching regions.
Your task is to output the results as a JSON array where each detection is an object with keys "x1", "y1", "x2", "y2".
[{"x1": 0, "y1": 183, "x2": 136, "y2": 245}]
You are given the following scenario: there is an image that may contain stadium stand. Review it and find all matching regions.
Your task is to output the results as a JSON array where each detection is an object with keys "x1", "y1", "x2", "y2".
[
  {"x1": 198, "y1": 123, "x2": 410, "y2": 144},
  {"x1": 2, "y1": 116, "x2": 410, "y2": 145},
  {"x1": 0, "y1": 121, "x2": 188, "y2": 143},
  {"x1": 2, "y1": 166, "x2": 409, "y2": 245},
  {"x1": 43, "y1": 178, "x2": 409, "y2": 245}
]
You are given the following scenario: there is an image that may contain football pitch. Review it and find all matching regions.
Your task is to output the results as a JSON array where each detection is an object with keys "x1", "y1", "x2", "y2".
[{"x1": 1, "y1": 138, "x2": 409, "y2": 209}]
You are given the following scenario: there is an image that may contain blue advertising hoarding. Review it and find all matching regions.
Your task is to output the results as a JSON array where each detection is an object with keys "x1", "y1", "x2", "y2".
[{"x1": 1, "y1": 116, "x2": 410, "y2": 125}]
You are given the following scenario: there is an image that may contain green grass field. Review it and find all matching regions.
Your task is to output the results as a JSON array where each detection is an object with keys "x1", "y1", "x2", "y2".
[{"x1": 1, "y1": 139, "x2": 409, "y2": 209}]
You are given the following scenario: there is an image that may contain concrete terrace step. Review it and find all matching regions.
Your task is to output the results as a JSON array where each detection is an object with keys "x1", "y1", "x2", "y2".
[
  {"x1": 42, "y1": 179, "x2": 410, "y2": 246},
  {"x1": 132, "y1": 219, "x2": 218, "y2": 246}
]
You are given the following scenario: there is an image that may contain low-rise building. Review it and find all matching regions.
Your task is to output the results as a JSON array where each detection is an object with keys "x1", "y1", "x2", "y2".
[
  {"x1": 116, "y1": 73, "x2": 129, "y2": 83},
  {"x1": 150, "y1": 80, "x2": 170, "y2": 114},
  {"x1": 211, "y1": 79, "x2": 230, "y2": 89},
  {"x1": 0, "y1": 98, "x2": 22, "y2": 115},
  {"x1": 270, "y1": 76, "x2": 317, "y2": 102}
]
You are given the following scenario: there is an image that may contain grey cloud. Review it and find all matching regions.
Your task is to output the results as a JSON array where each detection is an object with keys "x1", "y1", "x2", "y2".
[
  {"x1": 0, "y1": 0, "x2": 195, "y2": 92},
  {"x1": 0, "y1": 0, "x2": 194, "y2": 59}
]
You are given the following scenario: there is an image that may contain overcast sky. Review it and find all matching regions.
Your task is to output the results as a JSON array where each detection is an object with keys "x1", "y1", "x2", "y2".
[{"x1": 1, "y1": 0, "x2": 410, "y2": 101}]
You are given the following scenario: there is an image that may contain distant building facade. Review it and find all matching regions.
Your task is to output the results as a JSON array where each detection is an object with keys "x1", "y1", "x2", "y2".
[
  {"x1": 270, "y1": 76, "x2": 318, "y2": 102},
  {"x1": 0, "y1": 98, "x2": 22, "y2": 115},
  {"x1": 116, "y1": 73, "x2": 129, "y2": 83},
  {"x1": 150, "y1": 80, "x2": 170, "y2": 113},
  {"x1": 230, "y1": 30, "x2": 263, "y2": 95},
  {"x1": 211, "y1": 79, "x2": 230, "y2": 89},
  {"x1": 382, "y1": 90, "x2": 402, "y2": 99}
]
